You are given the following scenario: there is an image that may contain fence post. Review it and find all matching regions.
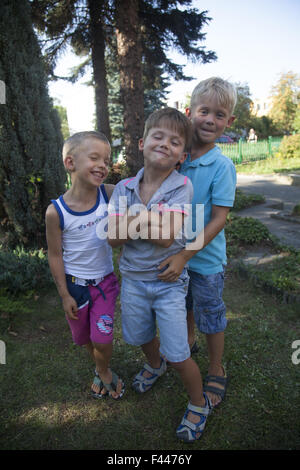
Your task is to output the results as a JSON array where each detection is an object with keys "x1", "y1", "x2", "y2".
[{"x1": 238, "y1": 138, "x2": 242, "y2": 163}]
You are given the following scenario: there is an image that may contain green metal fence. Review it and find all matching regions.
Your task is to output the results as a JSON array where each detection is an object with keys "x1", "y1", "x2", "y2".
[{"x1": 218, "y1": 136, "x2": 283, "y2": 164}]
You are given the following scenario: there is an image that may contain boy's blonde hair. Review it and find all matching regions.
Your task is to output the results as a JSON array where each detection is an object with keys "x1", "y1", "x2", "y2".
[
  {"x1": 143, "y1": 107, "x2": 192, "y2": 151},
  {"x1": 62, "y1": 131, "x2": 110, "y2": 162},
  {"x1": 190, "y1": 77, "x2": 237, "y2": 115}
]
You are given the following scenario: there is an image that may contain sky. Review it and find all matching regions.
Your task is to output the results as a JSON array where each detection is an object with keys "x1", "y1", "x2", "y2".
[{"x1": 49, "y1": 0, "x2": 300, "y2": 133}]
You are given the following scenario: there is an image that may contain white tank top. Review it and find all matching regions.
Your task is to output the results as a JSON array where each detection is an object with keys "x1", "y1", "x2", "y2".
[{"x1": 52, "y1": 185, "x2": 113, "y2": 279}]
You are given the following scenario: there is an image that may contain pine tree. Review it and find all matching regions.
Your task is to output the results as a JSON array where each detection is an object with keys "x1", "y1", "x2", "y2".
[
  {"x1": 0, "y1": 0, "x2": 66, "y2": 248},
  {"x1": 30, "y1": 0, "x2": 216, "y2": 175}
]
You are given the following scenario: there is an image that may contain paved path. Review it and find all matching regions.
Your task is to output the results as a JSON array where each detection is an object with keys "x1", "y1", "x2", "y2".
[{"x1": 236, "y1": 174, "x2": 300, "y2": 250}]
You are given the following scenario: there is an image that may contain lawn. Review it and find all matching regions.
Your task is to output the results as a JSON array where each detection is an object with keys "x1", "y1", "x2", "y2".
[
  {"x1": 235, "y1": 155, "x2": 300, "y2": 175},
  {"x1": 0, "y1": 258, "x2": 299, "y2": 451}
]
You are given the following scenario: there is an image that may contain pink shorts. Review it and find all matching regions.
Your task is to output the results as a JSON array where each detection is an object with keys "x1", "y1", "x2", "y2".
[{"x1": 66, "y1": 272, "x2": 120, "y2": 346}]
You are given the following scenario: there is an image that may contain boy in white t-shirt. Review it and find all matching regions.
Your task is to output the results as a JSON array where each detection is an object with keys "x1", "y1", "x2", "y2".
[{"x1": 46, "y1": 131, "x2": 124, "y2": 400}]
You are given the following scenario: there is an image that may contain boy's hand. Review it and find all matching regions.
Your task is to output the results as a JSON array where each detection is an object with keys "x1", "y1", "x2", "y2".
[
  {"x1": 62, "y1": 295, "x2": 78, "y2": 320},
  {"x1": 158, "y1": 252, "x2": 187, "y2": 282}
]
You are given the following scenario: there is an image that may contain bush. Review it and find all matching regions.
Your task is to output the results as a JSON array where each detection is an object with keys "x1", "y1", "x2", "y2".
[
  {"x1": 225, "y1": 215, "x2": 272, "y2": 245},
  {"x1": 232, "y1": 189, "x2": 265, "y2": 211},
  {"x1": 275, "y1": 134, "x2": 300, "y2": 159},
  {"x1": 0, "y1": 247, "x2": 52, "y2": 297},
  {"x1": 292, "y1": 203, "x2": 300, "y2": 216}
]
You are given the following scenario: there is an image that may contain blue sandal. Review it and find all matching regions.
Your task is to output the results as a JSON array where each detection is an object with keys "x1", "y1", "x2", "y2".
[
  {"x1": 176, "y1": 393, "x2": 212, "y2": 443},
  {"x1": 132, "y1": 357, "x2": 167, "y2": 393},
  {"x1": 91, "y1": 371, "x2": 108, "y2": 399},
  {"x1": 92, "y1": 369, "x2": 125, "y2": 400},
  {"x1": 102, "y1": 370, "x2": 125, "y2": 400}
]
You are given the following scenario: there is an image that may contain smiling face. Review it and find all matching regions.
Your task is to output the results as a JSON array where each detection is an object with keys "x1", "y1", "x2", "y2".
[
  {"x1": 139, "y1": 125, "x2": 187, "y2": 172},
  {"x1": 187, "y1": 94, "x2": 235, "y2": 154},
  {"x1": 64, "y1": 137, "x2": 111, "y2": 187}
]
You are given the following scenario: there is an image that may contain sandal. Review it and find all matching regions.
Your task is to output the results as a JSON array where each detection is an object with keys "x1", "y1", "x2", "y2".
[
  {"x1": 102, "y1": 370, "x2": 125, "y2": 400},
  {"x1": 203, "y1": 366, "x2": 229, "y2": 407},
  {"x1": 132, "y1": 357, "x2": 167, "y2": 393},
  {"x1": 176, "y1": 393, "x2": 212, "y2": 443},
  {"x1": 91, "y1": 374, "x2": 108, "y2": 399}
]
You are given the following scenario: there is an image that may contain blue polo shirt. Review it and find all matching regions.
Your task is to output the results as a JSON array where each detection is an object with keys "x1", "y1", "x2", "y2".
[
  {"x1": 180, "y1": 146, "x2": 236, "y2": 274},
  {"x1": 109, "y1": 168, "x2": 193, "y2": 280}
]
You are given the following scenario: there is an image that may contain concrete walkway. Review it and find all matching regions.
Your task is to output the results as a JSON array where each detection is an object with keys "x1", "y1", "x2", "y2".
[{"x1": 236, "y1": 173, "x2": 300, "y2": 250}]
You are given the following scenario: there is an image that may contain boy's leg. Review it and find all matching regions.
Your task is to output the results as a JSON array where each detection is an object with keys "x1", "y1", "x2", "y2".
[
  {"x1": 141, "y1": 336, "x2": 161, "y2": 372},
  {"x1": 187, "y1": 309, "x2": 196, "y2": 348},
  {"x1": 189, "y1": 269, "x2": 227, "y2": 407},
  {"x1": 171, "y1": 358, "x2": 211, "y2": 441},
  {"x1": 92, "y1": 342, "x2": 123, "y2": 399},
  {"x1": 205, "y1": 331, "x2": 226, "y2": 406},
  {"x1": 170, "y1": 358, "x2": 205, "y2": 407},
  {"x1": 89, "y1": 274, "x2": 123, "y2": 399}
]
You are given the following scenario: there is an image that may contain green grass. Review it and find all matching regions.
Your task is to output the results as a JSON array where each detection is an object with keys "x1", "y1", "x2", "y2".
[
  {"x1": 235, "y1": 156, "x2": 300, "y2": 175},
  {"x1": 0, "y1": 263, "x2": 299, "y2": 450}
]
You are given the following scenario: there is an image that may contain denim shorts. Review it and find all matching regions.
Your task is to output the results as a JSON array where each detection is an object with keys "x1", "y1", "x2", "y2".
[
  {"x1": 186, "y1": 268, "x2": 227, "y2": 334},
  {"x1": 120, "y1": 271, "x2": 190, "y2": 363}
]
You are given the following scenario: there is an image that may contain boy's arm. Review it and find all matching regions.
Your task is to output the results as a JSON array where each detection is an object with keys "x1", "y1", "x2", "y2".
[
  {"x1": 45, "y1": 204, "x2": 78, "y2": 320},
  {"x1": 107, "y1": 209, "x2": 184, "y2": 248},
  {"x1": 158, "y1": 205, "x2": 229, "y2": 281},
  {"x1": 107, "y1": 180, "x2": 186, "y2": 248}
]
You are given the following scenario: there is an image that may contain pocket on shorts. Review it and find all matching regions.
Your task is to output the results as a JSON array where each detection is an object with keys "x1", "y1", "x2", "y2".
[{"x1": 66, "y1": 275, "x2": 91, "y2": 309}]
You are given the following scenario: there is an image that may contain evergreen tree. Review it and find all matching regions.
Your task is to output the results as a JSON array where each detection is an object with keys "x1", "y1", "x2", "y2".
[
  {"x1": 31, "y1": 0, "x2": 216, "y2": 174},
  {"x1": 0, "y1": 0, "x2": 66, "y2": 248}
]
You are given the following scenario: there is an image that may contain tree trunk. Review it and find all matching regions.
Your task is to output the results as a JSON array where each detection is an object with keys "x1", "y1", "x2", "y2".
[
  {"x1": 115, "y1": 0, "x2": 144, "y2": 175},
  {"x1": 88, "y1": 0, "x2": 111, "y2": 141}
]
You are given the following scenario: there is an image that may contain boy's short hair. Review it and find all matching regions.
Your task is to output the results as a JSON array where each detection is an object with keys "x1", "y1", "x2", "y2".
[
  {"x1": 143, "y1": 107, "x2": 192, "y2": 151},
  {"x1": 62, "y1": 131, "x2": 110, "y2": 162},
  {"x1": 190, "y1": 77, "x2": 237, "y2": 115}
]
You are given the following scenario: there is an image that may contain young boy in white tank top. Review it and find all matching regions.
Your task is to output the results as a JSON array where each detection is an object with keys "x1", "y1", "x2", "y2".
[{"x1": 46, "y1": 131, "x2": 124, "y2": 400}]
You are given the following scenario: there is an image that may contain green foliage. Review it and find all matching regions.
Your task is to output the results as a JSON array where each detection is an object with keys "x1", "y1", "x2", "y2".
[
  {"x1": 250, "y1": 251, "x2": 300, "y2": 294},
  {"x1": 292, "y1": 203, "x2": 300, "y2": 216},
  {"x1": 230, "y1": 82, "x2": 253, "y2": 134},
  {"x1": 225, "y1": 215, "x2": 272, "y2": 245},
  {"x1": 292, "y1": 105, "x2": 300, "y2": 133},
  {"x1": 0, "y1": 0, "x2": 66, "y2": 249},
  {"x1": 54, "y1": 102, "x2": 70, "y2": 139},
  {"x1": 269, "y1": 71, "x2": 300, "y2": 134},
  {"x1": 232, "y1": 189, "x2": 265, "y2": 211},
  {"x1": 0, "y1": 247, "x2": 52, "y2": 297},
  {"x1": 275, "y1": 134, "x2": 300, "y2": 159}
]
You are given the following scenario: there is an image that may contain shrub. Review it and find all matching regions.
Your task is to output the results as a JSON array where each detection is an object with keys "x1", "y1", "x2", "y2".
[
  {"x1": 275, "y1": 134, "x2": 300, "y2": 159},
  {"x1": 0, "y1": 247, "x2": 52, "y2": 297},
  {"x1": 232, "y1": 189, "x2": 265, "y2": 211},
  {"x1": 292, "y1": 204, "x2": 300, "y2": 216},
  {"x1": 225, "y1": 215, "x2": 272, "y2": 245}
]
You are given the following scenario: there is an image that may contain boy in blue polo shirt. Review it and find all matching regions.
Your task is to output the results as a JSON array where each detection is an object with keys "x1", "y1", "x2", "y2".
[
  {"x1": 108, "y1": 107, "x2": 213, "y2": 442},
  {"x1": 158, "y1": 77, "x2": 237, "y2": 408}
]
